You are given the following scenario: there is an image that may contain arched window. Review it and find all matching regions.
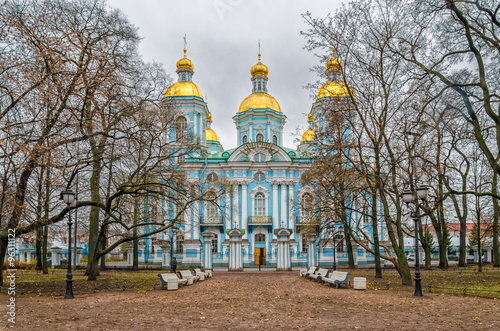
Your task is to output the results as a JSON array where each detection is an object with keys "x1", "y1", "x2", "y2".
[
  {"x1": 255, "y1": 233, "x2": 266, "y2": 243},
  {"x1": 242, "y1": 135, "x2": 248, "y2": 144},
  {"x1": 334, "y1": 233, "x2": 345, "y2": 253},
  {"x1": 175, "y1": 117, "x2": 187, "y2": 142},
  {"x1": 301, "y1": 193, "x2": 313, "y2": 218},
  {"x1": 272, "y1": 135, "x2": 278, "y2": 145},
  {"x1": 206, "y1": 192, "x2": 218, "y2": 218},
  {"x1": 254, "y1": 172, "x2": 266, "y2": 182},
  {"x1": 175, "y1": 234, "x2": 184, "y2": 254},
  {"x1": 254, "y1": 153, "x2": 266, "y2": 162},
  {"x1": 254, "y1": 192, "x2": 265, "y2": 216},
  {"x1": 212, "y1": 234, "x2": 218, "y2": 253},
  {"x1": 256, "y1": 133, "x2": 264, "y2": 142}
]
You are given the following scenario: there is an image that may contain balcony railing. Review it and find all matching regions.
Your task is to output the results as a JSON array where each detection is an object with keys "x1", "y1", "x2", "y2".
[
  {"x1": 248, "y1": 216, "x2": 272, "y2": 225},
  {"x1": 200, "y1": 216, "x2": 224, "y2": 225}
]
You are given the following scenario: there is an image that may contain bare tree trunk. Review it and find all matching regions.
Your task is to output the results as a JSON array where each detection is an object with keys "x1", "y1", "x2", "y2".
[
  {"x1": 133, "y1": 197, "x2": 139, "y2": 271},
  {"x1": 492, "y1": 173, "x2": 499, "y2": 267},
  {"x1": 371, "y1": 189, "x2": 382, "y2": 278}
]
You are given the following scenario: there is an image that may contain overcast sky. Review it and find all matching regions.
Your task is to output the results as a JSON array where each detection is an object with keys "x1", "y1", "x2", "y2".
[{"x1": 107, "y1": 0, "x2": 342, "y2": 149}]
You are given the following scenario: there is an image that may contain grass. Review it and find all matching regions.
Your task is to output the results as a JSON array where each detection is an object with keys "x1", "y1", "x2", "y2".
[
  {"x1": 348, "y1": 266, "x2": 500, "y2": 298},
  {"x1": 4, "y1": 266, "x2": 500, "y2": 298}
]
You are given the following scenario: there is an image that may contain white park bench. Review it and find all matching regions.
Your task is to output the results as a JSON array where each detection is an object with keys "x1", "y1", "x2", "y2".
[
  {"x1": 322, "y1": 270, "x2": 350, "y2": 288},
  {"x1": 193, "y1": 268, "x2": 207, "y2": 281},
  {"x1": 309, "y1": 268, "x2": 330, "y2": 282},
  {"x1": 158, "y1": 273, "x2": 187, "y2": 290},
  {"x1": 299, "y1": 266, "x2": 317, "y2": 278},
  {"x1": 179, "y1": 270, "x2": 200, "y2": 285}
]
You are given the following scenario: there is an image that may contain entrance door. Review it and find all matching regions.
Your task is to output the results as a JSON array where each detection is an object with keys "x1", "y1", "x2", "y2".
[{"x1": 254, "y1": 247, "x2": 266, "y2": 265}]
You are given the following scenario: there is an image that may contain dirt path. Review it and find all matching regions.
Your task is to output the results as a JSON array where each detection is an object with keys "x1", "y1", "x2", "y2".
[{"x1": 2, "y1": 271, "x2": 499, "y2": 330}]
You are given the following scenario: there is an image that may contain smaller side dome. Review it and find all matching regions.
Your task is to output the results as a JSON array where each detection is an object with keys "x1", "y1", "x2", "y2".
[
  {"x1": 325, "y1": 47, "x2": 342, "y2": 71},
  {"x1": 301, "y1": 128, "x2": 314, "y2": 143},
  {"x1": 307, "y1": 113, "x2": 313, "y2": 121},
  {"x1": 250, "y1": 53, "x2": 269, "y2": 77},
  {"x1": 207, "y1": 113, "x2": 212, "y2": 121},
  {"x1": 206, "y1": 128, "x2": 219, "y2": 142},
  {"x1": 176, "y1": 48, "x2": 194, "y2": 71}
]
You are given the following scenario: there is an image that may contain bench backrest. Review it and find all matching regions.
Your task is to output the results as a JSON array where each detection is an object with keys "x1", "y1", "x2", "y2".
[
  {"x1": 327, "y1": 271, "x2": 349, "y2": 281},
  {"x1": 179, "y1": 270, "x2": 194, "y2": 278},
  {"x1": 194, "y1": 268, "x2": 203, "y2": 274},
  {"x1": 317, "y1": 268, "x2": 330, "y2": 277},
  {"x1": 160, "y1": 273, "x2": 179, "y2": 281},
  {"x1": 307, "y1": 267, "x2": 317, "y2": 274}
]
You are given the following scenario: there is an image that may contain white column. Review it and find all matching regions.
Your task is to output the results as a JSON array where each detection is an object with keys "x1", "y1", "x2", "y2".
[
  {"x1": 242, "y1": 182, "x2": 248, "y2": 239},
  {"x1": 272, "y1": 183, "x2": 279, "y2": 239},
  {"x1": 307, "y1": 238, "x2": 315, "y2": 268},
  {"x1": 229, "y1": 234, "x2": 243, "y2": 271},
  {"x1": 52, "y1": 250, "x2": 60, "y2": 268},
  {"x1": 225, "y1": 188, "x2": 231, "y2": 230},
  {"x1": 161, "y1": 244, "x2": 170, "y2": 269},
  {"x1": 289, "y1": 183, "x2": 295, "y2": 231},
  {"x1": 202, "y1": 235, "x2": 213, "y2": 270},
  {"x1": 193, "y1": 200, "x2": 200, "y2": 241},
  {"x1": 281, "y1": 183, "x2": 286, "y2": 227},
  {"x1": 232, "y1": 185, "x2": 239, "y2": 228}
]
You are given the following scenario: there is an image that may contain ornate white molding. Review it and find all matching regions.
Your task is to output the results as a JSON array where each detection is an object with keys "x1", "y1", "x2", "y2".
[{"x1": 250, "y1": 185, "x2": 270, "y2": 199}]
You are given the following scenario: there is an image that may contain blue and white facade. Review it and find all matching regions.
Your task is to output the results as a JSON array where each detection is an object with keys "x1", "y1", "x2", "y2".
[{"x1": 138, "y1": 47, "x2": 385, "y2": 268}]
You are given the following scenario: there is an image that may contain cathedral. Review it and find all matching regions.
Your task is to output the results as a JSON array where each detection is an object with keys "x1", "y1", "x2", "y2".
[{"x1": 128, "y1": 44, "x2": 382, "y2": 270}]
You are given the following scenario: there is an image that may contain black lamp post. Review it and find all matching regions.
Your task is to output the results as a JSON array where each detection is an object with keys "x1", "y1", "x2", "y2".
[
  {"x1": 170, "y1": 226, "x2": 178, "y2": 273},
  {"x1": 333, "y1": 235, "x2": 337, "y2": 271},
  {"x1": 401, "y1": 186, "x2": 429, "y2": 297},
  {"x1": 60, "y1": 189, "x2": 76, "y2": 299},
  {"x1": 331, "y1": 227, "x2": 343, "y2": 271}
]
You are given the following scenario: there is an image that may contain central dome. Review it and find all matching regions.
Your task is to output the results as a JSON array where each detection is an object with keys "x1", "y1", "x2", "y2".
[
  {"x1": 164, "y1": 81, "x2": 203, "y2": 99},
  {"x1": 238, "y1": 92, "x2": 281, "y2": 113}
]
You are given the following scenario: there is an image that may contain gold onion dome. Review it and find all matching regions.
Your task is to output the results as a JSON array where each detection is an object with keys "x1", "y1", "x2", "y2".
[
  {"x1": 308, "y1": 113, "x2": 313, "y2": 121},
  {"x1": 325, "y1": 51, "x2": 342, "y2": 71},
  {"x1": 206, "y1": 128, "x2": 219, "y2": 142},
  {"x1": 176, "y1": 48, "x2": 194, "y2": 71},
  {"x1": 301, "y1": 128, "x2": 314, "y2": 142},
  {"x1": 164, "y1": 81, "x2": 203, "y2": 98},
  {"x1": 317, "y1": 81, "x2": 352, "y2": 99},
  {"x1": 250, "y1": 53, "x2": 269, "y2": 77},
  {"x1": 238, "y1": 92, "x2": 281, "y2": 113},
  {"x1": 207, "y1": 113, "x2": 212, "y2": 121}
]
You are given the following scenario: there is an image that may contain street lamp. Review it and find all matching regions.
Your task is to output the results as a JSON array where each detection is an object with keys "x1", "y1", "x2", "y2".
[
  {"x1": 60, "y1": 188, "x2": 76, "y2": 299},
  {"x1": 170, "y1": 226, "x2": 179, "y2": 273},
  {"x1": 401, "y1": 185, "x2": 429, "y2": 297}
]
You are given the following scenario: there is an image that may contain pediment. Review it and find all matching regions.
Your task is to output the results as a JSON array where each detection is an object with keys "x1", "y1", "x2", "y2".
[{"x1": 227, "y1": 141, "x2": 292, "y2": 162}]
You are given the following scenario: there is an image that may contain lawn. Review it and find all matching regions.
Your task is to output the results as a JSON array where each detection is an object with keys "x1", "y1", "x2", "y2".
[{"x1": 7, "y1": 266, "x2": 500, "y2": 298}]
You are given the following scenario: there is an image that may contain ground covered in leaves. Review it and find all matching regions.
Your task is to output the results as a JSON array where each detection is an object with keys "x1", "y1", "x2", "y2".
[{"x1": 2, "y1": 271, "x2": 499, "y2": 330}]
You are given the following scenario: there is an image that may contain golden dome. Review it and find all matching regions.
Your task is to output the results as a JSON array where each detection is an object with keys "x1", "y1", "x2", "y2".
[
  {"x1": 238, "y1": 92, "x2": 281, "y2": 113},
  {"x1": 250, "y1": 54, "x2": 269, "y2": 77},
  {"x1": 326, "y1": 47, "x2": 342, "y2": 71},
  {"x1": 308, "y1": 113, "x2": 313, "y2": 121},
  {"x1": 176, "y1": 48, "x2": 194, "y2": 71},
  {"x1": 207, "y1": 113, "x2": 212, "y2": 121},
  {"x1": 301, "y1": 128, "x2": 314, "y2": 142},
  {"x1": 206, "y1": 128, "x2": 219, "y2": 142},
  {"x1": 164, "y1": 81, "x2": 203, "y2": 99},
  {"x1": 317, "y1": 81, "x2": 353, "y2": 100}
]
